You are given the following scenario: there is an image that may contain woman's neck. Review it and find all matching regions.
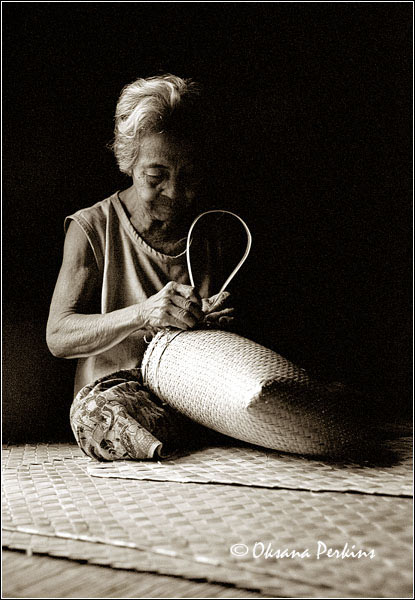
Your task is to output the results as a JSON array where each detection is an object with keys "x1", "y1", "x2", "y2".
[{"x1": 119, "y1": 186, "x2": 189, "y2": 255}]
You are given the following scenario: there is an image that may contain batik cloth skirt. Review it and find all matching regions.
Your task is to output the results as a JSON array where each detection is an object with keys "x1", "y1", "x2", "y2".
[{"x1": 70, "y1": 368, "x2": 222, "y2": 461}]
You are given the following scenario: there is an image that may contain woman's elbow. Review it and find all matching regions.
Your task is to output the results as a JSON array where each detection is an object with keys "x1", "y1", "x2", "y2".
[
  {"x1": 46, "y1": 335, "x2": 67, "y2": 358},
  {"x1": 46, "y1": 323, "x2": 72, "y2": 358}
]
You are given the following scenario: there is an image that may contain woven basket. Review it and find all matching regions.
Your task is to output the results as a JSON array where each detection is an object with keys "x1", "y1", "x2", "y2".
[
  {"x1": 142, "y1": 211, "x2": 367, "y2": 458},
  {"x1": 142, "y1": 328, "x2": 366, "y2": 457}
]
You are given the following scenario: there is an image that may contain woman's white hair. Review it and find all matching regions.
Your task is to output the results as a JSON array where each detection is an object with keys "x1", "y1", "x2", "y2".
[{"x1": 113, "y1": 74, "x2": 201, "y2": 176}]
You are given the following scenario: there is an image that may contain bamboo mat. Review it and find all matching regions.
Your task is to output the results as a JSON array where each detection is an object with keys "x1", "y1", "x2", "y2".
[
  {"x1": 2, "y1": 443, "x2": 86, "y2": 469},
  {"x1": 1, "y1": 531, "x2": 304, "y2": 598},
  {"x1": 2, "y1": 446, "x2": 413, "y2": 598},
  {"x1": 2, "y1": 549, "x2": 271, "y2": 599},
  {"x1": 87, "y1": 437, "x2": 413, "y2": 497}
]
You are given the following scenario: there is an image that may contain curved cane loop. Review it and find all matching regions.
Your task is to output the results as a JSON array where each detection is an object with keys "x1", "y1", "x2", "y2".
[{"x1": 186, "y1": 210, "x2": 252, "y2": 294}]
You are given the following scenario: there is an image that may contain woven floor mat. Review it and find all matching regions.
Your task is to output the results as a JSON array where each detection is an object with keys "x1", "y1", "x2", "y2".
[
  {"x1": 87, "y1": 437, "x2": 413, "y2": 497},
  {"x1": 3, "y1": 440, "x2": 412, "y2": 497},
  {"x1": 3, "y1": 537, "x2": 272, "y2": 599},
  {"x1": 1, "y1": 531, "x2": 297, "y2": 599},
  {"x1": 2, "y1": 458, "x2": 412, "y2": 598},
  {"x1": 2, "y1": 443, "x2": 86, "y2": 469}
]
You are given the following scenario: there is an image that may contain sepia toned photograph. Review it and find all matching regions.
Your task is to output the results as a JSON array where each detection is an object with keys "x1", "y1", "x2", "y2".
[{"x1": 2, "y1": 1, "x2": 412, "y2": 598}]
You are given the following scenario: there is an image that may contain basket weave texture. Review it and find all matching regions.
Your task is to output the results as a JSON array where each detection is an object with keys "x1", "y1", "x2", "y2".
[
  {"x1": 2, "y1": 447, "x2": 413, "y2": 599},
  {"x1": 87, "y1": 437, "x2": 412, "y2": 496},
  {"x1": 142, "y1": 329, "x2": 369, "y2": 457}
]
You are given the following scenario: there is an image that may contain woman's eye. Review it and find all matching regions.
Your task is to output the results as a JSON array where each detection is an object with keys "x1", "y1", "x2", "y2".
[{"x1": 145, "y1": 172, "x2": 164, "y2": 185}]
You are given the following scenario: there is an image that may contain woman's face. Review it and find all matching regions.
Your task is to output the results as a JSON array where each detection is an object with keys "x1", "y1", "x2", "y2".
[{"x1": 131, "y1": 132, "x2": 201, "y2": 224}]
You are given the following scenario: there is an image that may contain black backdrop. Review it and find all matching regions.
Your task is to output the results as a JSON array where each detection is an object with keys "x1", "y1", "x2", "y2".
[{"x1": 3, "y1": 3, "x2": 412, "y2": 441}]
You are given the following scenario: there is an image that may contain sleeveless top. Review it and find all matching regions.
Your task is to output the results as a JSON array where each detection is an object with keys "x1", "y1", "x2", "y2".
[{"x1": 65, "y1": 192, "x2": 224, "y2": 396}]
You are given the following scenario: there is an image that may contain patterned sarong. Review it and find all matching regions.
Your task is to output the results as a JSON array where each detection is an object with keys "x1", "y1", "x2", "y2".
[{"x1": 70, "y1": 369, "x2": 221, "y2": 461}]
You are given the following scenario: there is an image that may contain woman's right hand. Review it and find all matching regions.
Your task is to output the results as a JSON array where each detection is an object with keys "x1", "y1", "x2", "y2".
[
  {"x1": 137, "y1": 282, "x2": 204, "y2": 332},
  {"x1": 47, "y1": 224, "x2": 204, "y2": 359}
]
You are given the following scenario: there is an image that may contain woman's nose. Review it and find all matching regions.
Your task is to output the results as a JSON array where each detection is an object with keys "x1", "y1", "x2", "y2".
[
  {"x1": 162, "y1": 177, "x2": 179, "y2": 199},
  {"x1": 162, "y1": 176, "x2": 187, "y2": 200}
]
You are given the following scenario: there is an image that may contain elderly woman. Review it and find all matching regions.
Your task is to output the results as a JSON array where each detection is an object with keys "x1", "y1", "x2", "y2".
[{"x1": 47, "y1": 74, "x2": 234, "y2": 461}]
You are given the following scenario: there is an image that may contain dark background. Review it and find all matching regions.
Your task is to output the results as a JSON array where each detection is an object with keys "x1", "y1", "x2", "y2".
[{"x1": 3, "y1": 3, "x2": 412, "y2": 441}]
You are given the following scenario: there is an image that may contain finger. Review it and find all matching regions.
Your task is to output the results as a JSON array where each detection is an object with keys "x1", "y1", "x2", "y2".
[
  {"x1": 206, "y1": 291, "x2": 231, "y2": 312},
  {"x1": 168, "y1": 306, "x2": 199, "y2": 329},
  {"x1": 202, "y1": 294, "x2": 231, "y2": 315},
  {"x1": 205, "y1": 307, "x2": 235, "y2": 320},
  {"x1": 216, "y1": 290, "x2": 231, "y2": 304},
  {"x1": 204, "y1": 315, "x2": 235, "y2": 329},
  {"x1": 219, "y1": 316, "x2": 235, "y2": 327},
  {"x1": 166, "y1": 316, "x2": 190, "y2": 330},
  {"x1": 171, "y1": 294, "x2": 204, "y2": 321},
  {"x1": 173, "y1": 283, "x2": 202, "y2": 305},
  {"x1": 159, "y1": 312, "x2": 191, "y2": 331}
]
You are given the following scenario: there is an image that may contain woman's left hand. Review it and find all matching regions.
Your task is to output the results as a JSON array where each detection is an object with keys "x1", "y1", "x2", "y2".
[{"x1": 201, "y1": 291, "x2": 235, "y2": 329}]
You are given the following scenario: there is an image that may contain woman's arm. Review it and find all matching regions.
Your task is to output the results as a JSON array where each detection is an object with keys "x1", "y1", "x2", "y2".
[{"x1": 46, "y1": 221, "x2": 204, "y2": 359}]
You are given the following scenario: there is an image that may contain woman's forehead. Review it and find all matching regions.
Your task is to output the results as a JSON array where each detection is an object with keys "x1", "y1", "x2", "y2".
[{"x1": 138, "y1": 132, "x2": 197, "y2": 166}]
